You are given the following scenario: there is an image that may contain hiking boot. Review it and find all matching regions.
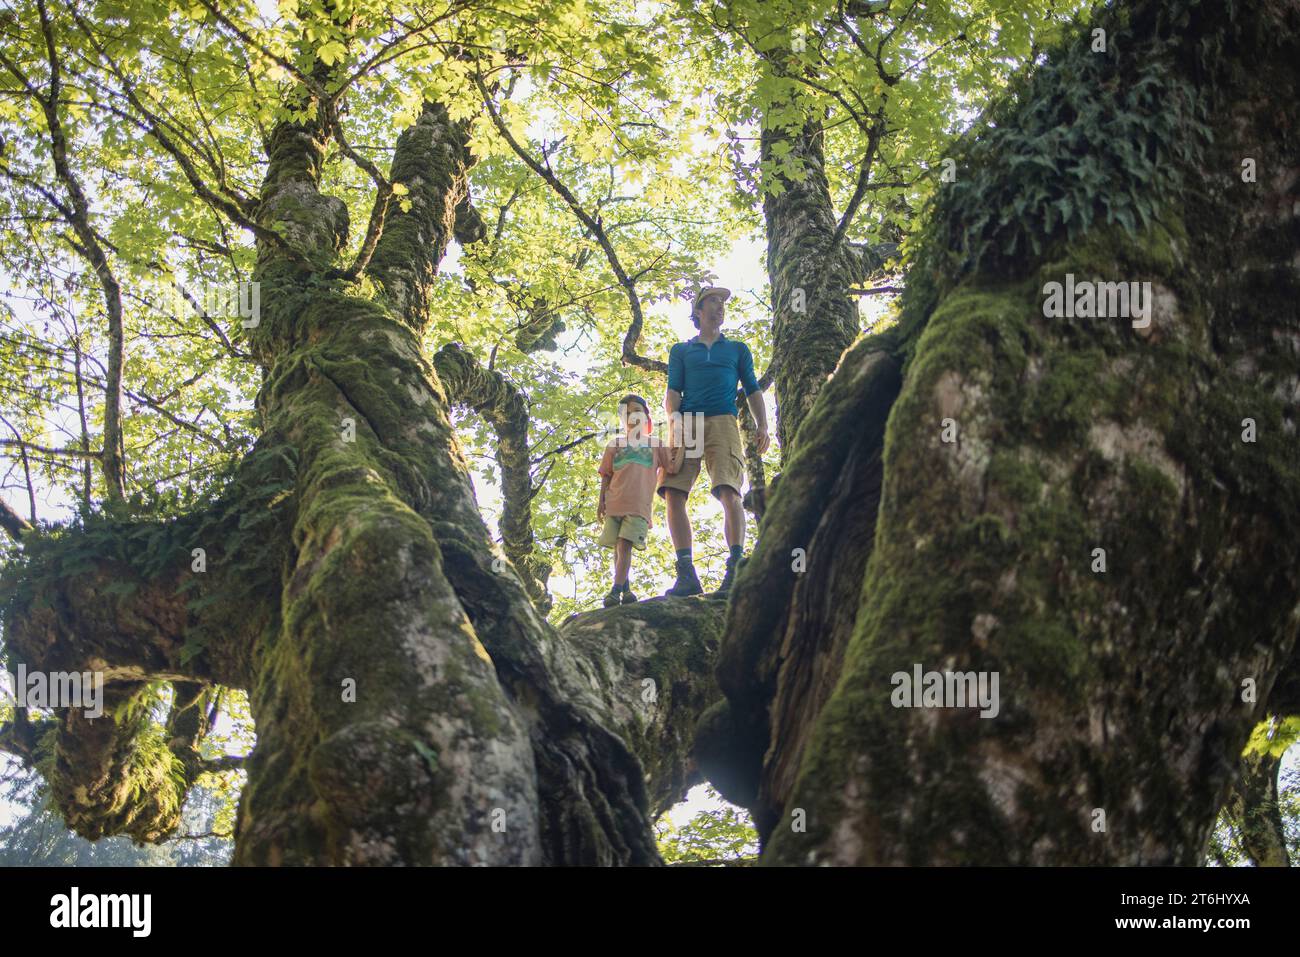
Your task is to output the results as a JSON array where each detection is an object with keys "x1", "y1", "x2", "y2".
[
  {"x1": 620, "y1": 586, "x2": 639, "y2": 605},
  {"x1": 602, "y1": 586, "x2": 623, "y2": 608},
  {"x1": 712, "y1": 555, "x2": 745, "y2": 598},
  {"x1": 664, "y1": 557, "x2": 703, "y2": 597}
]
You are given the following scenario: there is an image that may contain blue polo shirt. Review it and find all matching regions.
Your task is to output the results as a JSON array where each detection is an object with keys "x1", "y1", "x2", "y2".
[{"x1": 667, "y1": 333, "x2": 761, "y2": 416}]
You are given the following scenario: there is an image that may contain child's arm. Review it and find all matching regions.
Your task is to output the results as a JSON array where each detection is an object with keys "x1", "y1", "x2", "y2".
[
  {"x1": 597, "y1": 445, "x2": 614, "y2": 519},
  {"x1": 597, "y1": 473, "x2": 611, "y2": 520}
]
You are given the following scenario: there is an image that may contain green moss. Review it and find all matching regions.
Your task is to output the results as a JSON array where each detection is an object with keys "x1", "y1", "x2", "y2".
[
  {"x1": 986, "y1": 451, "x2": 1044, "y2": 504},
  {"x1": 894, "y1": 0, "x2": 1225, "y2": 363}
]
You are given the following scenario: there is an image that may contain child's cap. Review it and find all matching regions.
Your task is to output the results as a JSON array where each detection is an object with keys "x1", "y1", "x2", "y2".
[{"x1": 618, "y1": 394, "x2": 650, "y2": 419}]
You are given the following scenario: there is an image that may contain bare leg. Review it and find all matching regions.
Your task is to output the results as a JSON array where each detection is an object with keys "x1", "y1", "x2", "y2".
[
  {"x1": 613, "y1": 538, "x2": 632, "y2": 585},
  {"x1": 718, "y1": 486, "x2": 745, "y2": 550},
  {"x1": 664, "y1": 489, "x2": 692, "y2": 552}
]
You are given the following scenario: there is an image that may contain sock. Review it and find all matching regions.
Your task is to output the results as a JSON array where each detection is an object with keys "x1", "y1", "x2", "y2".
[
  {"x1": 619, "y1": 581, "x2": 630, "y2": 592},
  {"x1": 729, "y1": 545, "x2": 743, "y2": 563},
  {"x1": 676, "y1": 547, "x2": 693, "y2": 562}
]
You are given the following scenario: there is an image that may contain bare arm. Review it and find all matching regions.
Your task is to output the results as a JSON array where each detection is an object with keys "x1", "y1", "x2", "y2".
[
  {"x1": 746, "y1": 390, "x2": 770, "y2": 455},
  {"x1": 597, "y1": 472, "x2": 611, "y2": 519},
  {"x1": 597, "y1": 444, "x2": 614, "y2": 519}
]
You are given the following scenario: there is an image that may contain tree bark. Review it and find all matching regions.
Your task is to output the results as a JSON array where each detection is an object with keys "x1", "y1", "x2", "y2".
[
  {"x1": 712, "y1": 0, "x2": 1300, "y2": 864},
  {"x1": 549, "y1": 598, "x2": 725, "y2": 817},
  {"x1": 432, "y1": 342, "x2": 551, "y2": 611},
  {"x1": 762, "y1": 117, "x2": 871, "y2": 455}
]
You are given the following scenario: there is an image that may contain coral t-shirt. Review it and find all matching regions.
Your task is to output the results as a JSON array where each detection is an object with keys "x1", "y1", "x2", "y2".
[{"x1": 599, "y1": 439, "x2": 674, "y2": 524}]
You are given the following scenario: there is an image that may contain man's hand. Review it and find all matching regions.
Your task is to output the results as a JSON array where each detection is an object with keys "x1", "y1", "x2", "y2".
[
  {"x1": 667, "y1": 443, "x2": 684, "y2": 475},
  {"x1": 745, "y1": 390, "x2": 770, "y2": 456}
]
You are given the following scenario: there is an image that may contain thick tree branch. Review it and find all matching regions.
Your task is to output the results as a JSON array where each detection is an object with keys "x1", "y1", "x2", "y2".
[
  {"x1": 433, "y1": 342, "x2": 551, "y2": 611},
  {"x1": 0, "y1": 498, "x2": 32, "y2": 540},
  {"x1": 1221, "y1": 735, "x2": 1291, "y2": 866},
  {"x1": 364, "y1": 101, "x2": 477, "y2": 328},
  {"x1": 704, "y1": 338, "x2": 900, "y2": 817},
  {"x1": 551, "y1": 597, "x2": 727, "y2": 816},
  {"x1": 0, "y1": 437, "x2": 295, "y2": 841}
]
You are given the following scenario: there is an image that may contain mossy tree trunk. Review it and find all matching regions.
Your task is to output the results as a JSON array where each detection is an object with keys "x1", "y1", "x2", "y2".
[
  {"x1": 431, "y1": 342, "x2": 552, "y2": 612},
  {"x1": 763, "y1": 117, "x2": 867, "y2": 455},
  {"x1": 761, "y1": 115, "x2": 896, "y2": 456},
  {"x1": 1, "y1": 90, "x2": 728, "y2": 864},
  {"x1": 708, "y1": 0, "x2": 1300, "y2": 864}
]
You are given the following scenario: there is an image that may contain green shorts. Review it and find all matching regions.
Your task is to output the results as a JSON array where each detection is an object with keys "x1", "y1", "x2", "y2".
[{"x1": 598, "y1": 515, "x2": 649, "y2": 550}]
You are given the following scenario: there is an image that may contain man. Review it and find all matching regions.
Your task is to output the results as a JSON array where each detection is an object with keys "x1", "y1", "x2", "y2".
[{"x1": 660, "y1": 286, "x2": 770, "y2": 597}]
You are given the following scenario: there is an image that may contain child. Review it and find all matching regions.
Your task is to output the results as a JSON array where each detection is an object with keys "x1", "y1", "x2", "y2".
[{"x1": 597, "y1": 394, "x2": 683, "y2": 607}]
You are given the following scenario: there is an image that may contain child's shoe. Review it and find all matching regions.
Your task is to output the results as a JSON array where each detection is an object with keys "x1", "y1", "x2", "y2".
[
  {"x1": 620, "y1": 585, "x2": 639, "y2": 605},
  {"x1": 603, "y1": 585, "x2": 623, "y2": 608}
]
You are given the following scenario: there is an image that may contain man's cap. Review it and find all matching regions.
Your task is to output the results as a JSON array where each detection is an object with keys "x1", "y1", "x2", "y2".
[{"x1": 691, "y1": 286, "x2": 731, "y2": 315}]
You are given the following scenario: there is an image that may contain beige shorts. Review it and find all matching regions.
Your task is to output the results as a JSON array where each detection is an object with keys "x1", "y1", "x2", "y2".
[
  {"x1": 598, "y1": 514, "x2": 649, "y2": 550},
  {"x1": 658, "y1": 413, "x2": 746, "y2": 500}
]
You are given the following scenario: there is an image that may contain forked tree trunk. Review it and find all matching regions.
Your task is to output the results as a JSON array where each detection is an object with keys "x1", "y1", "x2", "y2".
[{"x1": 1, "y1": 95, "x2": 726, "y2": 865}]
